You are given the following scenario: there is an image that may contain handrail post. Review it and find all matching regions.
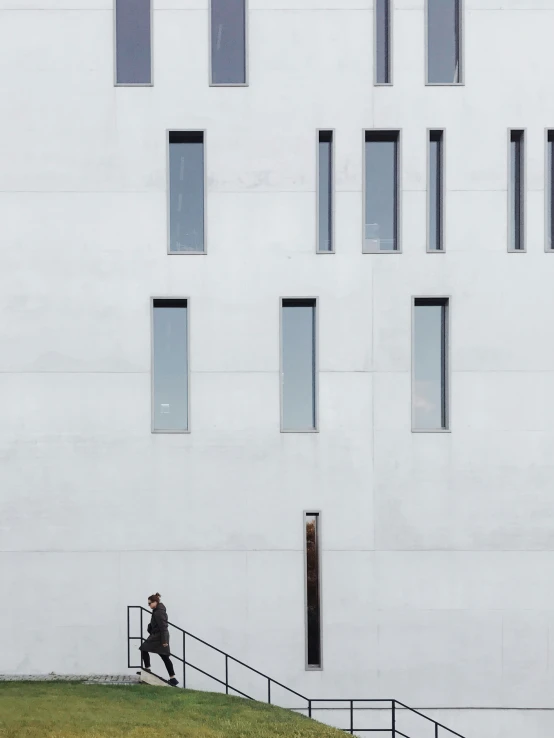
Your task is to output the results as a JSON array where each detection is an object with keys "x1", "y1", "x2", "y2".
[
  {"x1": 267, "y1": 679, "x2": 271, "y2": 704},
  {"x1": 350, "y1": 700, "x2": 354, "y2": 735},
  {"x1": 139, "y1": 608, "x2": 143, "y2": 668},
  {"x1": 308, "y1": 700, "x2": 312, "y2": 719},
  {"x1": 126, "y1": 607, "x2": 130, "y2": 668},
  {"x1": 435, "y1": 722, "x2": 439, "y2": 738},
  {"x1": 225, "y1": 655, "x2": 229, "y2": 695},
  {"x1": 183, "y1": 632, "x2": 186, "y2": 689},
  {"x1": 392, "y1": 700, "x2": 396, "y2": 738}
]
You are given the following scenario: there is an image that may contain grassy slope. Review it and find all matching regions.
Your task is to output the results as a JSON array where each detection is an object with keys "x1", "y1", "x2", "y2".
[{"x1": 0, "y1": 682, "x2": 345, "y2": 738}]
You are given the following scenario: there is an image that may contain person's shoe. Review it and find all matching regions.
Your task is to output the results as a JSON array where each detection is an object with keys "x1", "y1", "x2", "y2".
[{"x1": 168, "y1": 678, "x2": 179, "y2": 687}]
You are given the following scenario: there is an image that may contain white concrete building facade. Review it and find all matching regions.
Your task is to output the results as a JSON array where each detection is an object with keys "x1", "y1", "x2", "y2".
[{"x1": 2, "y1": 1, "x2": 554, "y2": 736}]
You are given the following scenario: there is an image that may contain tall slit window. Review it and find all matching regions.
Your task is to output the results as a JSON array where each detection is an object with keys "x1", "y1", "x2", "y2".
[
  {"x1": 428, "y1": 131, "x2": 444, "y2": 251},
  {"x1": 317, "y1": 131, "x2": 333, "y2": 253},
  {"x1": 281, "y1": 299, "x2": 317, "y2": 432},
  {"x1": 547, "y1": 131, "x2": 554, "y2": 251},
  {"x1": 210, "y1": 0, "x2": 247, "y2": 85},
  {"x1": 305, "y1": 512, "x2": 321, "y2": 670},
  {"x1": 427, "y1": 0, "x2": 462, "y2": 84},
  {"x1": 375, "y1": 0, "x2": 391, "y2": 84},
  {"x1": 413, "y1": 298, "x2": 449, "y2": 431},
  {"x1": 169, "y1": 132, "x2": 205, "y2": 254},
  {"x1": 364, "y1": 131, "x2": 399, "y2": 252},
  {"x1": 115, "y1": 0, "x2": 152, "y2": 85},
  {"x1": 509, "y1": 130, "x2": 525, "y2": 252},
  {"x1": 152, "y1": 299, "x2": 189, "y2": 433}
]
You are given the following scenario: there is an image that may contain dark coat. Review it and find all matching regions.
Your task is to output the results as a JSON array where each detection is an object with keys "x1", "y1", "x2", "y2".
[{"x1": 139, "y1": 603, "x2": 170, "y2": 656}]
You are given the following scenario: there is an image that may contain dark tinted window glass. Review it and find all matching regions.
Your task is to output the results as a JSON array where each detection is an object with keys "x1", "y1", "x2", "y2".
[
  {"x1": 375, "y1": 0, "x2": 391, "y2": 84},
  {"x1": 153, "y1": 300, "x2": 188, "y2": 432},
  {"x1": 169, "y1": 132, "x2": 205, "y2": 254},
  {"x1": 364, "y1": 132, "x2": 399, "y2": 252},
  {"x1": 546, "y1": 131, "x2": 554, "y2": 249},
  {"x1": 115, "y1": 0, "x2": 151, "y2": 85},
  {"x1": 318, "y1": 131, "x2": 333, "y2": 253},
  {"x1": 413, "y1": 299, "x2": 448, "y2": 430},
  {"x1": 510, "y1": 131, "x2": 524, "y2": 251},
  {"x1": 427, "y1": 0, "x2": 461, "y2": 84},
  {"x1": 211, "y1": 0, "x2": 246, "y2": 84},
  {"x1": 282, "y1": 300, "x2": 316, "y2": 431},
  {"x1": 306, "y1": 513, "x2": 321, "y2": 669},
  {"x1": 429, "y1": 131, "x2": 444, "y2": 251}
]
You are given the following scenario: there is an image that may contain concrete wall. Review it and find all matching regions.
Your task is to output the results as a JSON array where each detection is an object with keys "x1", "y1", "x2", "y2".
[{"x1": 2, "y1": 1, "x2": 554, "y2": 736}]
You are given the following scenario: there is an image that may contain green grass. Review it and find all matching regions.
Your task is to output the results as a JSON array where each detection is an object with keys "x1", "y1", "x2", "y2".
[{"x1": 0, "y1": 682, "x2": 345, "y2": 738}]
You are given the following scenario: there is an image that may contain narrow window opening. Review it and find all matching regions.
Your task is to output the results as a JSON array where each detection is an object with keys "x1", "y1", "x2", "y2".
[
  {"x1": 169, "y1": 132, "x2": 205, "y2": 254},
  {"x1": 428, "y1": 130, "x2": 444, "y2": 251},
  {"x1": 546, "y1": 131, "x2": 554, "y2": 251},
  {"x1": 317, "y1": 131, "x2": 333, "y2": 253},
  {"x1": 305, "y1": 512, "x2": 321, "y2": 669},
  {"x1": 509, "y1": 130, "x2": 525, "y2": 252},
  {"x1": 210, "y1": 0, "x2": 247, "y2": 85},
  {"x1": 115, "y1": 0, "x2": 152, "y2": 85},
  {"x1": 375, "y1": 0, "x2": 391, "y2": 84},
  {"x1": 152, "y1": 299, "x2": 189, "y2": 432},
  {"x1": 281, "y1": 299, "x2": 317, "y2": 432},
  {"x1": 427, "y1": 0, "x2": 462, "y2": 84},
  {"x1": 413, "y1": 298, "x2": 449, "y2": 431},
  {"x1": 364, "y1": 131, "x2": 399, "y2": 252}
]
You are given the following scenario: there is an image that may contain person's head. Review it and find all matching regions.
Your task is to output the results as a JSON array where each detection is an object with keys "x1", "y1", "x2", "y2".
[{"x1": 148, "y1": 593, "x2": 161, "y2": 609}]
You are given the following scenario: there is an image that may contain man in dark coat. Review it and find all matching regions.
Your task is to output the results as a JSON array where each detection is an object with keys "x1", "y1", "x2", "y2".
[{"x1": 139, "y1": 594, "x2": 178, "y2": 685}]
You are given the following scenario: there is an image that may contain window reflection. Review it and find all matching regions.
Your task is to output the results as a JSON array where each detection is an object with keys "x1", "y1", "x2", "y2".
[
  {"x1": 211, "y1": 0, "x2": 247, "y2": 84},
  {"x1": 169, "y1": 132, "x2": 205, "y2": 254},
  {"x1": 306, "y1": 514, "x2": 321, "y2": 669},
  {"x1": 153, "y1": 299, "x2": 188, "y2": 432},
  {"x1": 427, "y1": 0, "x2": 461, "y2": 84},
  {"x1": 364, "y1": 133, "x2": 399, "y2": 252},
  {"x1": 413, "y1": 300, "x2": 448, "y2": 430}
]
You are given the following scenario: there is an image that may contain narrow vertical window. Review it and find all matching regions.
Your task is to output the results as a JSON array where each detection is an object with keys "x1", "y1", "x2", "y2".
[
  {"x1": 317, "y1": 131, "x2": 333, "y2": 253},
  {"x1": 364, "y1": 131, "x2": 399, "y2": 252},
  {"x1": 428, "y1": 130, "x2": 444, "y2": 252},
  {"x1": 305, "y1": 512, "x2": 321, "y2": 670},
  {"x1": 509, "y1": 130, "x2": 525, "y2": 252},
  {"x1": 546, "y1": 131, "x2": 554, "y2": 251},
  {"x1": 152, "y1": 299, "x2": 189, "y2": 432},
  {"x1": 281, "y1": 299, "x2": 317, "y2": 432},
  {"x1": 168, "y1": 132, "x2": 205, "y2": 254},
  {"x1": 115, "y1": 0, "x2": 152, "y2": 85},
  {"x1": 413, "y1": 299, "x2": 449, "y2": 431},
  {"x1": 375, "y1": 0, "x2": 391, "y2": 84},
  {"x1": 427, "y1": 0, "x2": 462, "y2": 84},
  {"x1": 210, "y1": 0, "x2": 247, "y2": 85}
]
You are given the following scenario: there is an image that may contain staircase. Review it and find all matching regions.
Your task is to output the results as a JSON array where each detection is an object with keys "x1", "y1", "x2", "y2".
[{"x1": 127, "y1": 605, "x2": 467, "y2": 737}]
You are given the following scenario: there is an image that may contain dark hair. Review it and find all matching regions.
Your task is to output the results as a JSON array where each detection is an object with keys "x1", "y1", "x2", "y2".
[{"x1": 148, "y1": 593, "x2": 161, "y2": 604}]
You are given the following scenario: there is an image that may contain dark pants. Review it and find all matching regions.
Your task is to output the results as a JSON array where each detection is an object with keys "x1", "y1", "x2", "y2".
[{"x1": 142, "y1": 651, "x2": 175, "y2": 677}]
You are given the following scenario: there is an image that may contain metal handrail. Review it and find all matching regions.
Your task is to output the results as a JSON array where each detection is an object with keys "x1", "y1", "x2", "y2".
[
  {"x1": 169, "y1": 627, "x2": 308, "y2": 700},
  {"x1": 128, "y1": 606, "x2": 309, "y2": 704},
  {"x1": 127, "y1": 605, "x2": 467, "y2": 737},
  {"x1": 394, "y1": 700, "x2": 466, "y2": 738}
]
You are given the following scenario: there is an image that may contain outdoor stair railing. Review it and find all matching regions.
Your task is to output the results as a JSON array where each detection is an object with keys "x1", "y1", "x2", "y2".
[{"x1": 127, "y1": 605, "x2": 467, "y2": 737}]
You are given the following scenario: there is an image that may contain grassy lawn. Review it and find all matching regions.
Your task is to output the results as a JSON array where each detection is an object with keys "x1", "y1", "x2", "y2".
[{"x1": 0, "y1": 682, "x2": 345, "y2": 738}]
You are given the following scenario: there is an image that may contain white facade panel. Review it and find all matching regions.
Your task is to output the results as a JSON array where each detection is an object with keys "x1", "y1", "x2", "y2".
[{"x1": 2, "y1": 2, "x2": 554, "y2": 737}]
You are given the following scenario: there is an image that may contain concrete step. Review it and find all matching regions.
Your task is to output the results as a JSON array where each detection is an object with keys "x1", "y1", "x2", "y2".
[{"x1": 138, "y1": 669, "x2": 170, "y2": 687}]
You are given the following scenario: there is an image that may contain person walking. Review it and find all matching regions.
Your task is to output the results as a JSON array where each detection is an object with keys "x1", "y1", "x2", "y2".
[{"x1": 139, "y1": 593, "x2": 179, "y2": 686}]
